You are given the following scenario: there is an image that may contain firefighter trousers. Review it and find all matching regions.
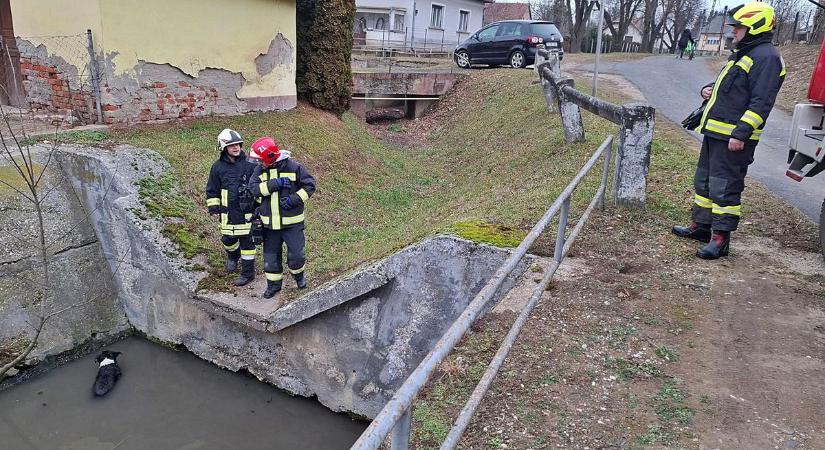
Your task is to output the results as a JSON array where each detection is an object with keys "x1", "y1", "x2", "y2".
[
  {"x1": 262, "y1": 224, "x2": 306, "y2": 284},
  {"x1": 221, "y1": 234, "x2": 256, "y2": 262},
  {"x1": 691, "y1": 136, "x2": 756, "y2": 232}
]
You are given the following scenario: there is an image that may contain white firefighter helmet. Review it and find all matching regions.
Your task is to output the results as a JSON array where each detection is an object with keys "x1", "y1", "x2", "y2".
[{"x1": 217, "y1": 128, "x2": 243, "y2": 151}]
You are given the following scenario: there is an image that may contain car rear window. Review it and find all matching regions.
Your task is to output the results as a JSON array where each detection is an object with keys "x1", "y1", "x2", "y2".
[{"x1": 530, "y1": 23, "x2": 560, "y2": 38}]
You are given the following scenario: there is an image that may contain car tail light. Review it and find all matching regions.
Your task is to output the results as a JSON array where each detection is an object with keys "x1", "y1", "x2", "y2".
[{"x1": 527, "y1": 36, "x2": 544, "y2": 44}]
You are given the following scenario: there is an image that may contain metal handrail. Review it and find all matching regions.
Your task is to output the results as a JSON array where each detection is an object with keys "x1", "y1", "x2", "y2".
[{"x1": 350, "y1": 135, "x2": 615, "y2": 450}]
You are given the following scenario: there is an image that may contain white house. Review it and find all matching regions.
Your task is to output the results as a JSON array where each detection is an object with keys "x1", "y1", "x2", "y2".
[{"x1": 354, "y1": 0, "x2": 491, "y2": 50}]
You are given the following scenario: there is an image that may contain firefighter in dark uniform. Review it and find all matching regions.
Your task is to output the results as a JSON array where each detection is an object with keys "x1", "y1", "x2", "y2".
[
  {"x1": 206, "y1": 129, "x2": 258, "y2": 285},
  {"x1": 672, "y1": 2, "x2": 785, "y2": 259},
  {"x1": 247, "y1": 137, "x2": 316, "y2": 298}
]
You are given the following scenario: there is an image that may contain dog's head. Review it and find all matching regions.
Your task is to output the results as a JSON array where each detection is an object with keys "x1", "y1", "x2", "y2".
[{"x1": 95, "y1": 351, "x2": 121, "y2": 364}]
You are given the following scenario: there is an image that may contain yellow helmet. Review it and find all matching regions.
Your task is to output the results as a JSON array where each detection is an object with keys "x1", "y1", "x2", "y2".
[{"x1": 726, "y1": 2, "x2": 775, "y2": 35}]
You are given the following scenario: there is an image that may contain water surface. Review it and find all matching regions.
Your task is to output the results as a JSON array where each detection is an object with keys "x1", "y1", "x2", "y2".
[{"x1": 0, "y1": 338, "x2": 366, "y2": 449}]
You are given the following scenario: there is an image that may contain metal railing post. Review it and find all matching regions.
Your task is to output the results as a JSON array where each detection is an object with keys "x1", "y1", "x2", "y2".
[
  {"x1": 597, "y1": 138, "x2": 613, "y2": 210},
  {"x1": 86, "y1": 29, "x2": 103, "y2": 124},
  {"x1": 391, "y1": 408, "x2": 412, "y2": 450},
  {"x1": 554, "y1": 198, "x2": 569, "y2": 262}
]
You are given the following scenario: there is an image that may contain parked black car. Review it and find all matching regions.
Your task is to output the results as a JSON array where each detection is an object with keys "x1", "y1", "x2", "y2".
[{"x1": 454, "y1": 20, "x2": 564, "y2": 69}]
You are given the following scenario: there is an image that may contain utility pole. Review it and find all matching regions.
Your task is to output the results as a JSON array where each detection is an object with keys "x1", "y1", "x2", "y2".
[
  {"x1": 592, "y1": 0, "x2": 604, "y2": 97},
  {"x1": 791, "y1": 11, "x2": 800, "y2": 44},
  {"x1": 410, "y1": 0, "x2": 417, "y2": 51},
  {"x1": 717, "y1": 5, "x2": 727, "y2": 56}
]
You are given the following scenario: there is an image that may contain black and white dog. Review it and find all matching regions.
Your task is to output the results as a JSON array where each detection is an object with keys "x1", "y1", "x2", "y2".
[{"x1": 93, "y1": 350, "x2": 122, "y2": 397}]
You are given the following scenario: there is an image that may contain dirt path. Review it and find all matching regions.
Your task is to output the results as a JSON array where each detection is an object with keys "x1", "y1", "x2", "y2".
[{"x1": 685, "y1": 235, "x2": 825, "y2": 448}]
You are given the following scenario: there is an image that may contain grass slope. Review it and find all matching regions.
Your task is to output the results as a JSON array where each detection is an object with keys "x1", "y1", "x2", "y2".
[{"x1": 109, "y1": 67, "x2": 683, "y2": 293}]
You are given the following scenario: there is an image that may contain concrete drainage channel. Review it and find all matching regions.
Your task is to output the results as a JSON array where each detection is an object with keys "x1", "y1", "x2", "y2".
[{"x1": 1, "y1": 145, "x2": 534, "y2": 421}]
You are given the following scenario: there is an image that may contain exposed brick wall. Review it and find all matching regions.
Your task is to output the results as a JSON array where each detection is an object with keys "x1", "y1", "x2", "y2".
[
  {"x1": 19, "y1": 57, "x2": 94, "y2": 123},
  {"x1": 15, "y1": 34, "x2": 299, "y2": 126},
  {"x1": 16, "y1": 39, "x2": 95, "y2": 125},
  {"x1": 100, "y1": 79, "x2": 222, "y2": 124}
]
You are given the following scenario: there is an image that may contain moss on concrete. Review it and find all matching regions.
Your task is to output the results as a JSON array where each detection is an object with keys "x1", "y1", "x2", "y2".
[{"x1": 451, "y1": 219, "x2": 527, "y2": 248}]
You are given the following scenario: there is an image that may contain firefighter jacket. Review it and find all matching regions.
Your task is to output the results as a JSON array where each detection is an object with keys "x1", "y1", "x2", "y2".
[
  {"x1": 248, "y1": 155, "x2": 316, "y2": 230},
  {"x1": 698, "y1": 33, "x2": 785, "y2": 143},
  {"x1": 205, "y1": 151, "x2": 257, "y2": 236}
]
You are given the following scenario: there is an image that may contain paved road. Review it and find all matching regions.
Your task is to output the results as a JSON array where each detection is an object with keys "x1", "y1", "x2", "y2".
[{"x1": 599, "y1": 55, "x2": 823, "y2": 221}]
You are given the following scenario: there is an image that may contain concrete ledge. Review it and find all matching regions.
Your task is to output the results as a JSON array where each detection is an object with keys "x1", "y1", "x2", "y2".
[{"x1": 267, "y1": 268, "x2": 390, "y2": 332}]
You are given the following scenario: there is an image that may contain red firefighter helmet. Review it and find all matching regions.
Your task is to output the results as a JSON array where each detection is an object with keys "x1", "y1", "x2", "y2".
[{"x1": 249, "y1": 137, "x2": 281, "y2": 167}]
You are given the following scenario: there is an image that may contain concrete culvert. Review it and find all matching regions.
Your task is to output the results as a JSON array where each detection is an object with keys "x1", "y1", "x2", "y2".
[{"x1": 4, "y1": 145, "x2": 536, "y2": 420}]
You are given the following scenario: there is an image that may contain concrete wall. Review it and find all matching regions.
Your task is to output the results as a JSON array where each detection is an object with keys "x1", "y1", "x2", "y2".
[
  {"x1": 56, "y1": 145, "x2": 531, "y2": 418},
  {"x1": 9, "y1": 0, "x2": 297, "y2": 123},
  {"x1": 0, "y1": 150, "x2": 128, "y2": 364}
]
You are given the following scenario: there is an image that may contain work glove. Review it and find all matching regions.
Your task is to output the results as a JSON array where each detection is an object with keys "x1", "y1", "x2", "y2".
[
  {"x1": 266, "y1": 177, "x2": 291, "y2": 193},
  {"x1": 279, "y1": 194, "x2": 300, "y2": 210}
]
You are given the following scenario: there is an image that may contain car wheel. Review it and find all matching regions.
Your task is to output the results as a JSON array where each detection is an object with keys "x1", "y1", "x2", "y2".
[
  {"x1": 510, "y1": 50, "x2": 526, "y2": 69},
  {"x1": 455, "y1": 51, "x2": 470, "y2": 69}
]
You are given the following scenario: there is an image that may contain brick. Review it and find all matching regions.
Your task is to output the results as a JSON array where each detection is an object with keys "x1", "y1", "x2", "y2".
[
  {"x1": 177, "y1": 81, "x2": 189, "y2": 88},
  {"x1": 102, "y1": 104, "x2": 119, "y2": 111},
  {"x1": 20, "y1": 62, "x2": 32, "y2": 70},
  {"x1": 52, "y1": 85, "x2": 63, "y2": 92},
  {"x1": 152, "y1": 82, "x2": 167, "y2": 89}
]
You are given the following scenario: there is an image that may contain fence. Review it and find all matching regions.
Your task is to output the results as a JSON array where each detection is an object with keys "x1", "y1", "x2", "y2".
[
  {"x1": 535, "y1": 46, "x2": 654, "y2": 208},
  {"x1": 353, "y1": 27, "x2": 466, "y2": 57},
  {"x1": 0, "y1": 30, "x2": 101, "y2": 125},
  {"x1": 349, "y1": 48, "x2": 633, "y2": 447},
  {"x1": 350, "y1": 131, "x2": 615, "y2": 449}
]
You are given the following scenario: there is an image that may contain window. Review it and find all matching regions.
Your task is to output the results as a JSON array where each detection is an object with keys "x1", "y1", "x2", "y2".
[
  {"x1": 430, "y1": 4, "x2": 444, "y2": 29},
  {"x1": 496, "y1": 22, "x2": 524, "y2": 37},
  {"x1": 477, "y1": 25, "x2": 498, "y2": 42},
  {"x1": 375, "y1": 17, "x2": 385, "y2": 30},
  {"x1": 458, "y1": 10, "x2": 470, "y2": 32},
  {"x1": 393, "y1": 13, "x2": 405, "y2": 32}
]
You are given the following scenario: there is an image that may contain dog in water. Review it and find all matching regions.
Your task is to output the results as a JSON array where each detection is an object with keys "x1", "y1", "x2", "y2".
[{"x1": 93, "y1": 350, "x2": 122, "y2": 397}]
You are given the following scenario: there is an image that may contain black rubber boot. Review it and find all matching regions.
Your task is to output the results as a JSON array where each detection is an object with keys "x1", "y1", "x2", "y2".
[
  {"x1": 263, "y1": 280, "x2": 282, "y2": 298},
  {"x1": 233, "y1": 260, "x2": 255, "y2": 287},
  {"x1": 671, "y1": 222, "x2": 712, "y2": 243},
  {"x1": 224, "y1": 258, "x2": 239, "y2": 273},
  {"x1": 293, "y1": 272, "x2": 307, "y2": 289},
  {"x1": 697, "y1": 231, "x2": 730, "y2": 260}
]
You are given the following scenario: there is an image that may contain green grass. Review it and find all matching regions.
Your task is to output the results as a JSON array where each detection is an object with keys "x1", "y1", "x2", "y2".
[
  {"x1": 653, "y1": 379, "x2": 695, "y2": 425},
  {"x1": 109, "y1": 67, "x2": 699, "y2": 295},
  {"x1": 655, "y1": 345, "x2": 680, "y2": 363}
]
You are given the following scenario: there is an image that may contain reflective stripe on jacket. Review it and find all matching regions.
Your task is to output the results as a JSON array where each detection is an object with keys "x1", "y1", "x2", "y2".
[
  {"x1": 698, "y1": 37, "x2": 785, "y2": 143},
  {"x1": 205, "y1": 151, "x2": 257, "y2": 236},
  {"x1": 248, "y1": 157, "x2": 316, "y2": 230}
]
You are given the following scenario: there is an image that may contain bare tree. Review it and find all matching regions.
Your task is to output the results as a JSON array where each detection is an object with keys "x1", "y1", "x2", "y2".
[
  {"x1": 769, "y1": 0, "x2": 804, "y2": 43},
  {"x1": 603, "y1": 0, "x2": 645, "y2": 51},
  {"x1": 565, "y1": 0, "x2": 597, "y2": 52},
  {"x1": 813, "y1": 6, "x2": 825, "y2": 44}
]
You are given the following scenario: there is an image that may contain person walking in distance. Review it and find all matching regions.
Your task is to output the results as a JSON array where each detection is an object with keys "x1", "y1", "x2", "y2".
[
  {"x1": 677, "y1": 29, "x2": 695, "y2": 59},
  {"x1": 672, "y1": 2, "x2": 785, "y2": 259},
  {"x1": 205, "y1": 129, "x2": 258, "y2": 286},
  {"x1": 247, "y1": 137, "x2": 316, "y2": 298}
]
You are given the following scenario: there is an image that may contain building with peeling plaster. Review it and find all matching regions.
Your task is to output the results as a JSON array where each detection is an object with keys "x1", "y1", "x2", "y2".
[{"x1": 0, "y1": 0, "x2": 297, "y2": 124}]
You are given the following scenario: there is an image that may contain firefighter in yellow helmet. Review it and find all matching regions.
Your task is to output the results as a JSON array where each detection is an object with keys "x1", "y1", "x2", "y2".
[{"x1": 672, "y1": 2, "x2": 785, "y2": 259}]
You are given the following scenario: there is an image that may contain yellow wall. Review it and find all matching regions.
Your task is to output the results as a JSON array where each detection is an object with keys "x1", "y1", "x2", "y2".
[
  {"x1": 99, "y1": 0, "x2": 296, "y2": 99},
  {"x1": 11, "y1": 0, "x2": 296, "y2": 99},
  {"x1": 10, "y1": 0, "x2": 103, "y2": 72}
]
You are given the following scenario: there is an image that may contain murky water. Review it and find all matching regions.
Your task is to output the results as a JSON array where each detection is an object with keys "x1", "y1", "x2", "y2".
[{"x1": 0, "y1": 338, "x2": 366, "y2": 450}]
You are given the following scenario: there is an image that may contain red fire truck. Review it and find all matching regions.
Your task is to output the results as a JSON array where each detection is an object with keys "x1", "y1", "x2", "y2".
[{"x1": 786, "y1": 8, "x2": 825, "y2": 253}]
